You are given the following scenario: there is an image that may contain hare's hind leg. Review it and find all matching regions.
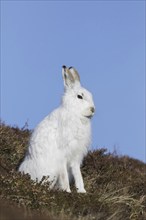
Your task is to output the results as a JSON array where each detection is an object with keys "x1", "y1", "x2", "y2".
[{"x1": 58, "y1": 163, "x2": 71, "y2": 193}]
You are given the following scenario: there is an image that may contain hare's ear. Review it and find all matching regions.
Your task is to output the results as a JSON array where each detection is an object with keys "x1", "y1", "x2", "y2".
[
  {"x1": 69, "y1": 67, "x2": 80, "y2": 84},
  {"x1": 62, "y1": 65, "x2": 76, "y2": 89}
]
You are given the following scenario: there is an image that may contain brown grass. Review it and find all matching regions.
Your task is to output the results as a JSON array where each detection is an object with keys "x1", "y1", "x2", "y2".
[{"x1": 0, "y1": 122, "x2": 146, "y2": 220}]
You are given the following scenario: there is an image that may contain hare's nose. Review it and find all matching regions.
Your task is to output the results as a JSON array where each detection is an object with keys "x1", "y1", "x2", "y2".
[{"x1": 90, "y1": 107, "x2": 95, "y2": 113}]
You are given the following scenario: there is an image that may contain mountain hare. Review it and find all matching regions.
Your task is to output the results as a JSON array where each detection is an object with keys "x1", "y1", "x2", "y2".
[{"x1": 19, "y1": 66, "x2": 95, "y2": 193}]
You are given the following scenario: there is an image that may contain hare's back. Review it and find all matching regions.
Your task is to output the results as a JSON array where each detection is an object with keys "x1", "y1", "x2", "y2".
[{"x1": 29, "y1": 109, "x2": 60, "y2": 152}]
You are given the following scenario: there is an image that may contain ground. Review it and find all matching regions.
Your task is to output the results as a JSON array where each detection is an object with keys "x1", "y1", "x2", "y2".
[{"x1": 0, "y1": 122, "x2": 146, "y2": 220}]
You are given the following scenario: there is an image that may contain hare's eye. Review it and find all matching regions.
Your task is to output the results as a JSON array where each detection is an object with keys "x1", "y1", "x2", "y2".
[{"x1": 77, "y1": 94, "x2": 83, "y2": 99}]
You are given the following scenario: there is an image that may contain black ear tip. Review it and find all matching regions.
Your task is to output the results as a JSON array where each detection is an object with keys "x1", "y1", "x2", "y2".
[
  {"x1": 69, "y1": 66, "x2": 73, "y2": 69},
  {"x1": 62, "y1": 65, "x2": 66, "y2": 69}
]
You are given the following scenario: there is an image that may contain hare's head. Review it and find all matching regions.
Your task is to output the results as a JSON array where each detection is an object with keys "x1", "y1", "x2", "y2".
[{"x1": 62, "y1": 65, "x2": 95, "y2": 119}]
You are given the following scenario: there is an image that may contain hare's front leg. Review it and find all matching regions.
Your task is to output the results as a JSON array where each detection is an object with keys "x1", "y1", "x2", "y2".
[
  {"x1": 71, "y1": 163, "x2": 86, "y2": 193},
  {"x1": 59, "y1": 163, "x2": 71, "y2": 193}
]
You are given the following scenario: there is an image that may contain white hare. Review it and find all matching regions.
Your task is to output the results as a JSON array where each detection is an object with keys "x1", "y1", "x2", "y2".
[{"x1": 19, "y1": 66, "x2": 95, "y2": 193}]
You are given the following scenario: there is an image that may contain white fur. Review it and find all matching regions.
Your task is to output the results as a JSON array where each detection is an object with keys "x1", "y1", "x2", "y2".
[{"x1": 19, "y1": 66, "x2": 95, "y2": 193}]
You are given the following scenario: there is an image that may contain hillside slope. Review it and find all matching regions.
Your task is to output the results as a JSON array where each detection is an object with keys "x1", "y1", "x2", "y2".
[{"x1": 0, "y1": 122, "x2": 146, "y2": 220}]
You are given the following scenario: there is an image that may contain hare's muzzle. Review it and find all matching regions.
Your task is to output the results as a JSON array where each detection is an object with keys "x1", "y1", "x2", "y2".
[{"x1": 90, "y1": 107, "x2": 95, "y2": 114}]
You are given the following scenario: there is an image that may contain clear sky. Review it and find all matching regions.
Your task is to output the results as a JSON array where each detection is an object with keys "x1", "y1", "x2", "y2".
[{"x1": 1, "y1": 1, "x2": 145, "y2": 162}]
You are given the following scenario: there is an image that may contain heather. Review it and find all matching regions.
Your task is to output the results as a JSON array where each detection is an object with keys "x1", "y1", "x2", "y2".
[{"x1": 0, "y1": 122, "x2": 146, "y2": 220}]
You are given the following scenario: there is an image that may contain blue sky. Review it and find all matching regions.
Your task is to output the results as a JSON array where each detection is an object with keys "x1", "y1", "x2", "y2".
[{"x1": 1, "y1": 1, "x2": 145, "y2": 162}]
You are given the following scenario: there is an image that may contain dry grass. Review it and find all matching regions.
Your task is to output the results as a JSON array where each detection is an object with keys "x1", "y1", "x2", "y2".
[{"x1": 0, "y1": 122, "x2": 146, "y2": 220}]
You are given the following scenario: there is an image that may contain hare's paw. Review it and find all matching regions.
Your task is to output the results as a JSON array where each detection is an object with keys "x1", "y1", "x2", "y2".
[
  {"x1": 77, "y1": 188, "x2": 86, "y2": 193},
  {"x1": 66, "y1": 188, "x2": 71, "y2": 193},
  {"x1": 61, "y1": 187, "x2": 71, "y2": 193}
]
